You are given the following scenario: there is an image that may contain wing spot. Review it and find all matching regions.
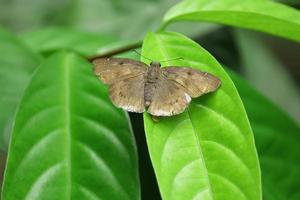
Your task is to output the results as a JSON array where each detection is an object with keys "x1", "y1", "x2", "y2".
[
  {"x1": 184, "y1": 93, "x2": 192, "y2": 103},
  {"x1": 145, "y1": 101, "x2": 151, "y2": 106}
]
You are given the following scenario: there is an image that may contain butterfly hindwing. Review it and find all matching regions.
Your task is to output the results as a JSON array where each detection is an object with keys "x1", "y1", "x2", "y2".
[
  {"x1": 162, "y1": 67, "x2": 221, "y2": 97},
  {"x1": 109, "y1": 75, "x2": 146, "y2": 113},
  {"x1": 93, "y1": 58, "x2": 148, "y2": 84},
  {"x1": 147, "y1": 77, "x2": 191, "y2": 116}
]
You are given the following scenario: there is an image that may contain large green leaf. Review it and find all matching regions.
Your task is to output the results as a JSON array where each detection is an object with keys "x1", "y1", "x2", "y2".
[
  {"x1": 276, "y1": 0, "x2": 300, "y2": 6},
  {"x1": 234, "y1": 30, "x2": 300, "y2": 123},
  {"x1": 19, "y1": 27, "x2": 137, "y2": 57},
  {"x1": 2, "y1": 52, "x2": 140, "y2": 200},
  {"x1": 142, "y1": 31, "x2": 261, "y2": 200},
  {"x1": 163, "y1": 0, "x2": 300, "y2": 42},
  {"x1": 229, "y1": 71, "x2": 300, "y2": 200},
  {"x1": 0, "y1": 27, "x2": 40, "y2": 151}
]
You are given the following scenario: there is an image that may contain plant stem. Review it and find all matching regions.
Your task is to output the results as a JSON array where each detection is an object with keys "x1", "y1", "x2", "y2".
[
  {"x1": 156, "y1": 22, "x2": 169, "y2": 32},
  {"x1": 87, "y1": 41, "x2": 142, "y2": 61}
]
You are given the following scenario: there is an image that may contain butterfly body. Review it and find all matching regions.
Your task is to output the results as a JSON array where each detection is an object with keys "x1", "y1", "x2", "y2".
[
  {"x1": 93, "y1": 58, "x2": 221, "y2": 116},
  {"x1": 144, "y1": 62, "x2": 162, "y2": 107}
]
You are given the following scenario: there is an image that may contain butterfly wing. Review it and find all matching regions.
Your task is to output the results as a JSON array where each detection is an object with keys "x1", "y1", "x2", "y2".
[
  {"x1": 93, "y1": 58, "x2": 148, "y2": 84},
  {"x1": 109, "y1": 75, "x2": 146, "y2": 113},
  {"x1": 162, "y1": 67, "x2": 221, "y2": 97},
  {"x1": 147, "y1": 77, "x2": 191, "y2": 116}
]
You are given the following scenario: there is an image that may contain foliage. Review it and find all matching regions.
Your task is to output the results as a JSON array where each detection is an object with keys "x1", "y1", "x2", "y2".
[
  {"x1": 230, "y1": 71, "x2": 300, "y2": 200},
  {"x1": 0, "y1": 0, "x2": 300, "y2": 200},
  {"x1": 2, "y1": 52, "x2": 140, "y2": 200},
  {"x1": 142, "y1": 32, "x2": 261, "y2": 200},
  {"x1": 0, "y1": 27, "x2": 41, "y2": 151}
]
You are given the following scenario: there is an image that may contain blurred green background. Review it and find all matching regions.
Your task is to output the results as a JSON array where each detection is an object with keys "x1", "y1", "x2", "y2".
[{"x1": 0, "y1": 0, "x2": 300, "y2": 199}]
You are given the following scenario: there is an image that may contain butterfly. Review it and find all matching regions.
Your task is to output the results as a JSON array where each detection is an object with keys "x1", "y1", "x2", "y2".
[{"x1": 92, "y1": 57, "x2": 221, "y2": 116}]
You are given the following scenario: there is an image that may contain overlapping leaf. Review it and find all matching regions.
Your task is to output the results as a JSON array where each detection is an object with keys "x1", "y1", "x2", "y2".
[
  {"x1": 142, "y1": 31, "x2": 261, "y2": 200},
  {"x1": 163, "y1": 0, "x2": 300, "y2": 42},
  {"x1": 2, "y1": 52, "x2": 140, "y2": 200}
]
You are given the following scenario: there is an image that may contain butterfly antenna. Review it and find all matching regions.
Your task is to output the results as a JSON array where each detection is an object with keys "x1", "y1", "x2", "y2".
[
  {"x1": 159, "y1": 57, "x2": 184, "y2": 63},
  {"x1": 132, "y1": 50, "x2": 153, "y2": 62}
]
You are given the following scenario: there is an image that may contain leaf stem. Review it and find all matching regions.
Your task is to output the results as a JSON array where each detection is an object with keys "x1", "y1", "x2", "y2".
[
  {"x1": 156, "y1": 21, "x2": 169, "y2": 32},
  {"x1": 87, "y1": 41, "x2": 142, "y2": 61}
]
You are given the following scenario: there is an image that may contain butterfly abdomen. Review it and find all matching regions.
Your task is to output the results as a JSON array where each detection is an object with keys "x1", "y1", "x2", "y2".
[
  {"x1": 144, "y1": 82, "x2": 156, "y2": 107},
  {"x1": 144, "y1": 67, "x2": 161, "y2": 107}
]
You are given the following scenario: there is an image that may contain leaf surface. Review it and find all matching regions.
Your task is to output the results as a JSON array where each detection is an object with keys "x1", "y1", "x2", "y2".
[
  {"x1": 0, "y1": 27, "x2": 40, "y2": 151},
  {"x1": 19, "y1": 27, "x2": 135, "y2": 57},
  {"x1": 2, "y1": 52, "x2": 140, "y2": 200},
  {"x1": 164, "y1": 0, "x2": 300, "y2": 42},
  {"x1": 142, "y1": 31, "x2": 261, "y2": 200},
  {"x1": 229, "y1": 71, "x2": 300, "y2": 200}
]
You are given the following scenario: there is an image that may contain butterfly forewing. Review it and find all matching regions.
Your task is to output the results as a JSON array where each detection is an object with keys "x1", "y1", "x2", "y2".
[
  {"x1": 147, "y1": 77, "x2": 191, "y2": 116},
  {"x1": 162, "y1": 67, "x2": 221, "y2": 97},
  {"x1": 93, "y1": 58, "x2": 148, "y2": 84},
  {"x1": 109, "y1": 75, "x2": 146, "y2": 113}
]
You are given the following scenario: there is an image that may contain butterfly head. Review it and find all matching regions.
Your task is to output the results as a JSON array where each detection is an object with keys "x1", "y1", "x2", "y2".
[{"x1": 150, "y1": 61, "x2": 161, "y2": 68}]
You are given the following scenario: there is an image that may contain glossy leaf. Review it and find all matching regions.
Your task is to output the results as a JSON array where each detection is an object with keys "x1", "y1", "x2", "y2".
[
  {"x1": 0, "y1": 27, "x2": 40, "y2": 151},
  {"x1": 2, "y1": 52, "x2": 140, "y2": 200},
  {"x1": 276, "y1": 0, "x2": 300, "y2": 6},
  {"x1": 163, "y1": 0, "x2": 300, "y2": 42},
  {"x1": 234, "y1": 30, "x2": 300, "y2": 123},
  {"x1": 229, "y1": 71, "x2": 300, "y2": 200},
  {"x1": 142, "y1": 31, "x2": 261, "y2": 200},
  {"x1": 19, "y1": 27, "x2": 137, "y2": 57}
]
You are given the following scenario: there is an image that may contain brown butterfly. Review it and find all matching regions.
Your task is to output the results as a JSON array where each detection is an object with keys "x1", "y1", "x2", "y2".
[{"x1": 92, "y1": 58, "x2": 221, "y2": 116}]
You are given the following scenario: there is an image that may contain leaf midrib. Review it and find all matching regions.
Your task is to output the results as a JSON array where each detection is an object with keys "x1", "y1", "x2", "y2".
[
  {"x1": 165, "y1": 1, "x2": 300, "y2": 25},
  {"x1": 187, "y1": 107, "x2": 214, "y2": 200},
  {"x1": 153, "y1": 34, "x2": 214, "y2": 199},
  {"x1": 63, "y1": 54, "x2": 72, "y2": 199},
  {"x1": 168, "y1": 10, "x2": 300, "y2": 29}
]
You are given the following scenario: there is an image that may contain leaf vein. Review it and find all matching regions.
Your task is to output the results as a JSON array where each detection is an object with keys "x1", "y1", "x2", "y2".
[{"x1": 77, "y1": 141, "x2": 131, "y2": 200}]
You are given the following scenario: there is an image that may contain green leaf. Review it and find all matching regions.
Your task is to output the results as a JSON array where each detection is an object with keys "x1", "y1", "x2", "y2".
[
  {"x1": 229, "y1": 71, "x2": 300, "y2": 200},
  {"x1": 276, "y1": 0, "x2": 300, "y2": 6},
  {"x1": 142, "y1": 31, "x2": 261, "y2": 200},
  {"x1": 234, "y1": 30, "x2": 300, "y2": 123},
  {"x1": 19, "y1": 27, "x2": 137, "y2": 57},
  {"x1": 2, "y1": 52, "x2": 140, "y2": 200},
  {"x1": 163, "y1": 0, "x2": 300, "y2": 42},
  {"x1": 0, "y1": 27, "x2": 40, "y2": 152}
]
